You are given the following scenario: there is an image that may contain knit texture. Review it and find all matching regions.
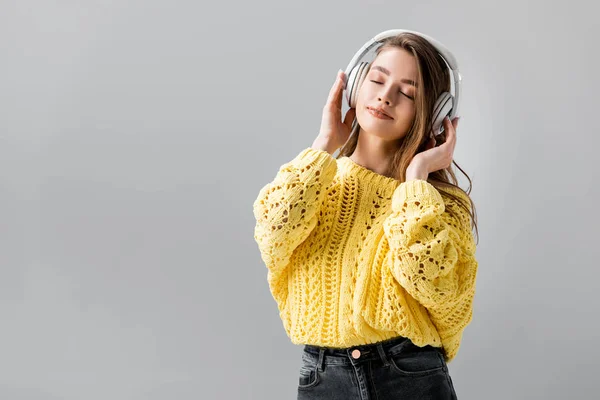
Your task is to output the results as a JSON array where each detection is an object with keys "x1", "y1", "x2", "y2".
[{"x1": 252, "y1": 147, "x2": 478, "y2": 363}]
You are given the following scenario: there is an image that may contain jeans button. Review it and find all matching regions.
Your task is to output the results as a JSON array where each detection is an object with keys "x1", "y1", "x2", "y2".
[{"x1": 351, "y1": 349, "x2": 361, "y2": 359}]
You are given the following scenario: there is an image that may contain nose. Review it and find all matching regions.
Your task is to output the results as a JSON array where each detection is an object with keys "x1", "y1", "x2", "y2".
[
  {"x1": 377, "y1": 89, "x2": 392, "y2": 106},
  {"x1": 375, "y1": 82, "x2": 394, "y2": 106},
  {"x1": 377, "y1": 96, "x2": 391, "y2": 106}
]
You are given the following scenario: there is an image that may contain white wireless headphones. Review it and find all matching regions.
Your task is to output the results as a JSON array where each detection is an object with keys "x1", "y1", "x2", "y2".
[{"x1": 343, "y1": 29, "x2": 462, "y2": 138}]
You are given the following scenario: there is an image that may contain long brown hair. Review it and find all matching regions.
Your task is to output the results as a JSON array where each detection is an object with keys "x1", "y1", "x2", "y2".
[{"x1": 336, "y1": 32, "x2": 479, "y2": 244}]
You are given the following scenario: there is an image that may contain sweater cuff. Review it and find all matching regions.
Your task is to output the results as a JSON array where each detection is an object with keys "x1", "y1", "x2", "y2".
[
  {"x1": 440, "y1": 329, "x2": 464, "y2": 363},
  {"x1": 291, "y1": 147, "x2": 337, "y2": 171},
  {"x1": 392, "y1": 179, "x2": 444, "y2": 209}
]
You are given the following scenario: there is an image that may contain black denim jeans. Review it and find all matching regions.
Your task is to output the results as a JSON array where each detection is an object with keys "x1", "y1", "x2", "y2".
[{"x1": 297, "y1": 336, "x2": 457, "y2": 399}]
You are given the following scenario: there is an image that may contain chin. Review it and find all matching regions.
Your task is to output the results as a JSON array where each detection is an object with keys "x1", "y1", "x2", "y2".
[
  {"x1": 359, "y1": 127, "x2": 398, "y2": 140},
  {"x1": 357, "y1": 122, "x2": 410, "y2": 144},
  {"x1": 357, "y1": 115, "x2": 394, "y2": 136}
]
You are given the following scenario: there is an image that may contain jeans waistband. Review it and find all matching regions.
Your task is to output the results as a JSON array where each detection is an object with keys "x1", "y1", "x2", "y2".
[
  {"x1": 304, "y1": 335, "x2": 411, "y2": 356},
  {"x1": 303, "y1": 336, "x2": 420, "y2": 371}
]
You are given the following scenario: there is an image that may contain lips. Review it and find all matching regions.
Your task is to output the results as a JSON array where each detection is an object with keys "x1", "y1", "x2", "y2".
[{"x1": 367, "y1": 107, "x2": 393, "y2": 120}]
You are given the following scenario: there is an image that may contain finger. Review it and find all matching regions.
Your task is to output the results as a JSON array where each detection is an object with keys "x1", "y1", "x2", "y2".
[
  {"x1": 326, "y1": 71, "x2": 346, "y2": 107},
  {"x1": 446, "y1": 117, "x2": 457, "y2": 148},
  {"x1": 428, "y1": 137, "x2": 437, "y2": 150},
  {"x1": 333, "y1": 71, "x2": 347, "y2": 108},
  {"x1": 446, "y1": 117, "x2": 456, "y2": 140},
  {"x1": 439, "y1": 118, "x2": 454, "y2": 148},
  {"x1": 452, "y1": 117, "x2": 459, "y2": 131},
  {"x1": 343, "y1": 107, "x2": 356, "y2": 128}
]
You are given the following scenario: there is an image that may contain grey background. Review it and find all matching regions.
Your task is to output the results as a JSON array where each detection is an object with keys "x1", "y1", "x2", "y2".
[{"x1": 1, "y1": 0, "x2": 598, "y2": 399}]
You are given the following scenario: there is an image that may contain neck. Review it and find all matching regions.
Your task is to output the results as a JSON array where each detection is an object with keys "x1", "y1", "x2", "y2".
[{"x1": 349, "y1": 130, "x2": 404, "y2": 178}]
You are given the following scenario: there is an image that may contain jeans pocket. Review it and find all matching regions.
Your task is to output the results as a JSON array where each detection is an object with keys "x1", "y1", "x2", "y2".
[
  {"x1": 387, "y1": 344, "x2": 446, "y2": 377},
  {"x1": 297, "y1": 351, "x2": 321, "y2": 390}
]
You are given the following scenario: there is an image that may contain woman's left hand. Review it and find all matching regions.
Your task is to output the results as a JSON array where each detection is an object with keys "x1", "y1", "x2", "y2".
[{"x1": 406, "y1": 116, "x2": 460, "y2": 180}]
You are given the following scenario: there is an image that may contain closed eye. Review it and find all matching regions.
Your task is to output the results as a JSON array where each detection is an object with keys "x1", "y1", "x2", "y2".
[{"x1": 370, "y1": 80, "x2": 414, "y2": 100}]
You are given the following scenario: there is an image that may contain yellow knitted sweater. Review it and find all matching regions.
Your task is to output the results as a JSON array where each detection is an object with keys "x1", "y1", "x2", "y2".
[{"x1": 252, "y1": 147, "x2": 478, "y2": 363}]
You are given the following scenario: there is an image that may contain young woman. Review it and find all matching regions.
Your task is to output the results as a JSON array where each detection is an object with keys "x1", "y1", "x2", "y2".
[{"x1": 253, "y1": 31, "x2": 479, "y2": 399}]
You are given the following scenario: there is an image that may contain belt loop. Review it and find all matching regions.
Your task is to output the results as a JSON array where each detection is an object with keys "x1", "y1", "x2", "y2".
[
  {"x1": 376, "y1": 343, "x2": 390, "y2": 367},
  {"x1": 317, "y1": 348, "x2": 325, "y2": 372}
]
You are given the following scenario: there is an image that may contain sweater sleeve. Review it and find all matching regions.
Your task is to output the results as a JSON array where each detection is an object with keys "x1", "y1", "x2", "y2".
[
  {"x1": 252, "y1": 147, "x2": 338, "y2": 309},
  {"x1": 382, "y1": 179, "x2": 478, "y2": 360}
]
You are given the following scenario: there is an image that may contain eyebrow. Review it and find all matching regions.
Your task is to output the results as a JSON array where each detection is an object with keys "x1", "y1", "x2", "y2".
[{"x1": 370, "y1": 65, "x2": 418, "y2": 88}]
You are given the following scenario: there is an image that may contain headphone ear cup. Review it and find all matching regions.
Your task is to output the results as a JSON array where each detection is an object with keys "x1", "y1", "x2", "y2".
[
  {"x1": 345, "y1": 64, "x2": 359, "y2": 108},
  {"x1": 431, "y1": 91, "x2": 453, "y2": 137},
  {"x1": 347, "y1": 61, "x2": 370, "y2": 108}
]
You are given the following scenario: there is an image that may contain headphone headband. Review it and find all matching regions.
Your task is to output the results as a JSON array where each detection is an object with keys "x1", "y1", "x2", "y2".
[{"x1": 343, "y1": 29, "x2": 462, "y2": 121}]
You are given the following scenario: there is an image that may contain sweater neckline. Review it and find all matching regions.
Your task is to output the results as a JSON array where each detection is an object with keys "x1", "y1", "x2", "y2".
[{"x1": 338, "y1": 156, "x2": 399, "y2": 188}]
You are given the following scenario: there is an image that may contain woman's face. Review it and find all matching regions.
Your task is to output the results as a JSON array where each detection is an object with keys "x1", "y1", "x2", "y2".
[{"x1": 355, "y1": 47, "x2": 418, "y2": 142}]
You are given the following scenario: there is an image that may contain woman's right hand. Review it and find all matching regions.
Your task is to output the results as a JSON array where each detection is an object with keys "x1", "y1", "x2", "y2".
[{"x1": 314, "y1": 70, "x2": 356, "y2": 154}]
